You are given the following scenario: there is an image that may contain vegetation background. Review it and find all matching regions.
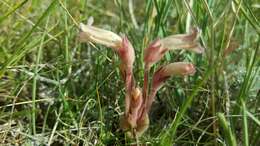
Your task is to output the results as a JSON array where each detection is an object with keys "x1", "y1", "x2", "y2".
[{"x1": 0, "y1": 0, "x2": 259, "y2": 145}]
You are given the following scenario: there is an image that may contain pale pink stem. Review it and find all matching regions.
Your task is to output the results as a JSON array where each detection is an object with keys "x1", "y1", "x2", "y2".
[
  {"x1": 145, "y1": 88, "x2": 157, "y2": 114},
  {"x1": 125, "y1": 94, "x2": 131, "y2": 116},
  {"x1": 139, "y1": 89, "x2": 157, "y2": 121},
  {"x1": 125, "y1": 69, "x2": 133, "y2": 116},
  {"x1": 142, "y1": 68, "x2": 149, "y2": 107},
  {"x1": 138, "y1": 66, "x2": 149, "y2": 120}
]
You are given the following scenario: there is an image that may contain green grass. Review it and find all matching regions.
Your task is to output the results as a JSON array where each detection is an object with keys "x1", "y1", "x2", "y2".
[{"x1": 0, "y1": 0, "x2": 259, "y2": 145}]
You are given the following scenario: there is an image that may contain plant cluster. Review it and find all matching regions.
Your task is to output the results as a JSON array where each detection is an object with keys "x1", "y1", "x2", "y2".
[{"x1": 79, "y1": 21, "x2": 204, "y2": 138}]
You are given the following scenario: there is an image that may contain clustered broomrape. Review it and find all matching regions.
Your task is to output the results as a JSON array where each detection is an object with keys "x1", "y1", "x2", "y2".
[{"x1": 79, "y1": 21, "x2": 204, "y2": 138}]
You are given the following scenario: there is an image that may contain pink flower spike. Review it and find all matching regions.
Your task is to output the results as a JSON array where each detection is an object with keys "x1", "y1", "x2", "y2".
[
  {"x1": 117, "y1": 37, "x2": 135, "y2": 95},
  {"x1": 117, "y1": 37, "x2": 136, "y2": 116}
]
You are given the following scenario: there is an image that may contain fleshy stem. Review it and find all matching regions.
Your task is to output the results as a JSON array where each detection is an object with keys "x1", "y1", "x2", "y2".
[
  {"x1": 142, "y1": 67, "x2": 149, "y2": 106},
  {"x1": 125, "y1": 70, "x2": 133, "y2": 116},
  {"x1": 133, "y1": 129, "x2": 140, "y2": 146},
  {"x1": 145, "y1": 88, "x2": 157, "y2": 114},
  {"x1": 139, "y1": 65, "x2": 150, "y2": 120}
]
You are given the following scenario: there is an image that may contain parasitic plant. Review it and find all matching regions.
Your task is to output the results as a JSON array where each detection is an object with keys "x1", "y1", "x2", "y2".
[{"x1": 79, "y1": 20, "x2": 204, "y2": 138}]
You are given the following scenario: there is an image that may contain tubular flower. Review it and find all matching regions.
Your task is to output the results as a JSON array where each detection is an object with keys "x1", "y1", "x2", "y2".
[
  {"x1": 79, "y1": 23, "x2": 122, "y2": 50},
  {"x1": 79, "y1": 20, "x2": 205, "y2": 138},
  {"x1": 79, "y1": 23, "x2": 135, "y2": 115},
  {"x1": 144, "y1": 27, "x2": 204, "y2": 69},
  {"x1": 152, "y1": 62, "x2": 196, "y2": 92},
  {"x1": 144, "y1": 62, "x2": 196, "y2": 114},
  {"x1": 79, "y1": 23, "x2": 135, "y2": 72}
]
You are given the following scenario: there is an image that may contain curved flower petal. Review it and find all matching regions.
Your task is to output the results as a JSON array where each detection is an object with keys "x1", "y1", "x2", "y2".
[{"x1": 79, "y1": 23, "x2": 122, "y2": 49}]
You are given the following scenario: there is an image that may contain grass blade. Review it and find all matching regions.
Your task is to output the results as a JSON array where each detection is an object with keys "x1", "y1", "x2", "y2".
[
  {"x1": 242, "y1": 101, "x2": 249, "y2": 146},
  {"x1": 0, "y1": 0, "x2": 28, "y2": 24},
  {"x1": 217, "y1": 113, "x2": 237, "y2": 146}
]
